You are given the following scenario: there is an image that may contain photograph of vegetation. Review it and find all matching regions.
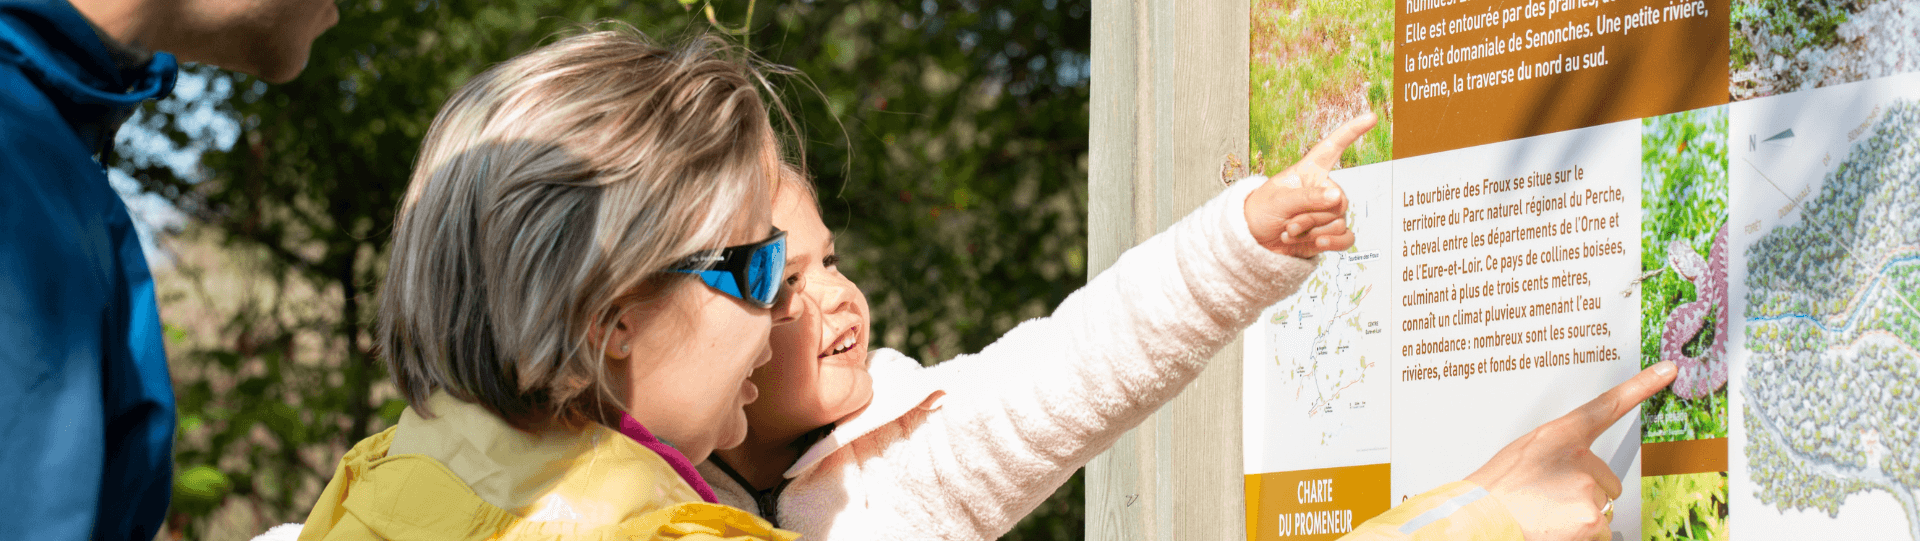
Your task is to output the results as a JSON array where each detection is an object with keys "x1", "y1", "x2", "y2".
[
  {"x1": 1730, "y1": 0, "x2": 1920, "y2": 100},
  {"x1": 1642, "y1": 472, "x2": 1730, "y2": 541},
  {"x1": 1638, "y1": 106, "x2": 1730, "y2": 443},
  {"x1": 1250, "y1": 0, "x2": 1393, "y2": 171}
]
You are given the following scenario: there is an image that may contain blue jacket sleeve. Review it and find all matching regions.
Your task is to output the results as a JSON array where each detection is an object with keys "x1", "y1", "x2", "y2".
[{"x1": 0, "y1": 58, "x2": 174, "y2": 541}]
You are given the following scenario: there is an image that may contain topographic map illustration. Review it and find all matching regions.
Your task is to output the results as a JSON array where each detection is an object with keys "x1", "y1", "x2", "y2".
[
  {"x1": 1266, "y1": 250, "x2": 1381, "y2": 411},
  {"x1": 1269, "y1": 248, "x2": 1381, "y2": 399},
  {"x1": 1258, "y1": 246, "x2": 1390, "y2": 470},
  {"x1": 1249, "y1": 167, "x2": 1393, "y2": 472},
  {"x1": 1743, "y1": 99, "x2": 1920, "y2": 540}
]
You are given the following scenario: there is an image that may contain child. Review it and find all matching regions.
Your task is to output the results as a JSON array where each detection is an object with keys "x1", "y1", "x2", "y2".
[
  {"x1": 704, "y1": 113, "x2": 1670, "y2": 541},
  {"x1": 701, "y1": 117, "x2": 1369, "y2": 539}
]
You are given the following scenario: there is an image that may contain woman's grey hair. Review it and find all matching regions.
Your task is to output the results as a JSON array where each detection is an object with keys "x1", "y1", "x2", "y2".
[{"x1": 381, "y1": 27, "x2": 785, "y2": 429}]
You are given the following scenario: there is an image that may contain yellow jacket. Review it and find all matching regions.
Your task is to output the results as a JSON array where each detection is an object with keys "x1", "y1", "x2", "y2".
[
  {"x1": 1343, "y1": 481, "x2": 1522, "y2": 540},
  {"x1": 299, "y1": 393, "x2": 796, "y2": 541}
]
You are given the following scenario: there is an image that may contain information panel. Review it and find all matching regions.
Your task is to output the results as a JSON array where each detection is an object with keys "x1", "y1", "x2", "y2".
[{"x1": 1246, "y1": 0, "x2": 1920, "y2": 539}]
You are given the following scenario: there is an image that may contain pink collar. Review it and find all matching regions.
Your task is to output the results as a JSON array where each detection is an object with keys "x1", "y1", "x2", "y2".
[{"x1": 617, "y1": 414, "x2": 718, "y2": 503}]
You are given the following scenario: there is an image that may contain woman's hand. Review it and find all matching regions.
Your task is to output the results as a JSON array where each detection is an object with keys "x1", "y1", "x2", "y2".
[
  {"x1": 1466, "y1": 361, "x2": 1678, "y2": 541},
  {"x1": 1244, "y1": 112, "x2": 1378, "y2": 259}
]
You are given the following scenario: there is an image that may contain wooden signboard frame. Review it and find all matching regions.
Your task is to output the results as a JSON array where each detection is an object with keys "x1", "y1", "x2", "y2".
[{"x1": 1087, "y1": 1, "x2": 1253, "y2": 538}]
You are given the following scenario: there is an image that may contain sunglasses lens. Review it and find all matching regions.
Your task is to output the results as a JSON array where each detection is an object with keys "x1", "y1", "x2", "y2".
[
  {"x1": 667, "y1": 230, "x2": 786, "y2": 308},
  {"x1": 744, "y1": 236, "x2": 785, "y2": 306}
]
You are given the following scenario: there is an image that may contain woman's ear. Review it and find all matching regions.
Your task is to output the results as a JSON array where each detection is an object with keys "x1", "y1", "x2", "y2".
[
  {"x1": 592, "y1": 301, "x2": 643, "y2": 361},
  {"x1": 593, "y1": 283, "x2": 681, "y2": 361}
]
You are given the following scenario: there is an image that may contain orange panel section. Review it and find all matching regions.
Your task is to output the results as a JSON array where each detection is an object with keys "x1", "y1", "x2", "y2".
[
  {"x1": 1246, "y1": 463, "x2": 1392, "y2": 541},
  {"x1": 1642, "y1": 437, "x2": 1728, "y2": 476},
  {"x1": 1394, "y1": 0, "x2": 1729, "y2": 158}
]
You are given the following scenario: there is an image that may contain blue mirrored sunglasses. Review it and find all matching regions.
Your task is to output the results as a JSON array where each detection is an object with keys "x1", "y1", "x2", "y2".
[{"x1": 667, "y1": 228, "x2": 787, "y2": 308}]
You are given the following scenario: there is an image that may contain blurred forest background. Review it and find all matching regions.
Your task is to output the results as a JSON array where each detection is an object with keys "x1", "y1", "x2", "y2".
[{"x1": 116, "y1": 0, "x2": 1090, "y2": 538}]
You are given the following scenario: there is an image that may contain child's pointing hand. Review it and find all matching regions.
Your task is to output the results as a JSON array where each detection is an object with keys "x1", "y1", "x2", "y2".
[{"x1": 1244, "y1": 112, "x2": 1377, "y2": 259}]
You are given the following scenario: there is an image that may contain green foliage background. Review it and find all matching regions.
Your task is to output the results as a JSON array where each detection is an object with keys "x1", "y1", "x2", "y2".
[
  {"x1": 1637, "y1": 106, "x2": 1729, "y2": 444},
  {"x1": 1249, "y1": 0, "x2": 1393, "y2": 171},
  {"x1": 1642, "y1": 472, "x2": 1730, "y2": 541},
  {"x1": 121, "y1": 1, "x2": 1090, "y2": 538}
]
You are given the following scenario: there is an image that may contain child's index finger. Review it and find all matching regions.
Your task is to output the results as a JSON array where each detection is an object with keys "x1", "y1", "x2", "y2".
[{"x1": 1301, "y1": 113, "x2": 1379, "y2": 171}]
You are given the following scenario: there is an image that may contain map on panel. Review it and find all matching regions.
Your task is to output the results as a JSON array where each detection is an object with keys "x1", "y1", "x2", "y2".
[
  {"x1": 1265, "y1": 251, "x2": 1379, "y2": 417},
  {"x1": 1742, "y1": 99, "x2": 1920, "y2": 540},
  {"x1": 1254, "y1": 174, "x2": 1391, "y2": 471}
]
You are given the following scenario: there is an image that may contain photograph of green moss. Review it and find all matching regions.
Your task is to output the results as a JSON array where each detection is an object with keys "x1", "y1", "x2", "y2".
[
  {"x1": 1643, "y1": 472, "x2": 1731, "y2": 541},
  {"x1": 1731, "y1": 0, "x2": 1920, "y2": 100},
  {"x1": 1250, "y1": 0, "x2": 1392, "y2": 171}
]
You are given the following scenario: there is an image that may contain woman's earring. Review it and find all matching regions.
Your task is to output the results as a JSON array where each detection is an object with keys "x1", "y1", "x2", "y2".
[{"x1": 621, "y1": 344, "x2": 629, "y2": 353}]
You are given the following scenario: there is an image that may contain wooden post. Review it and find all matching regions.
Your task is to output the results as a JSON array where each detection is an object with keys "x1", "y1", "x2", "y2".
[{"x1": 1086, "y1": 0, "x2": 1251, "y2": 539}]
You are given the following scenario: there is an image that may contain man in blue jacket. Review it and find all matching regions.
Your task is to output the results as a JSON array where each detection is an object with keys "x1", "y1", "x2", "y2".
[{"x1": 0, "y1": 0, "x2": 335, "y2": 538}]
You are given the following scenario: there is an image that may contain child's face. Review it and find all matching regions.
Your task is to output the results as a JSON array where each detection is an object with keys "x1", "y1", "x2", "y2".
[{"x1": 743, "y1": 184, "x2": 875, "y2": 436}]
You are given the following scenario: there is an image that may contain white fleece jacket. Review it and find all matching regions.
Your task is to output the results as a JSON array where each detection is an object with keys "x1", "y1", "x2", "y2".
[{"x1": 701, "y1": 176, "x2": 1325, "y2": 540}]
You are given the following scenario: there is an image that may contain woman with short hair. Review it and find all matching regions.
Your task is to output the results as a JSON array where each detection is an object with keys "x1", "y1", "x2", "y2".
[{"x1": 298, "y1": 28, "x2": 801, "y2": 540}]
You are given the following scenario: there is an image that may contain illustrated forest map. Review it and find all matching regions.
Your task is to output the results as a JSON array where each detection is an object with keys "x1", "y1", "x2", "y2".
[{"x1": 1742, "y1": 100, "x2": 1920, "y2": 539}]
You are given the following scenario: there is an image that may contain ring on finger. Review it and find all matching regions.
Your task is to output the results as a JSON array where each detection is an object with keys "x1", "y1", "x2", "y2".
[{"x1": 1591, "y1": 498, "x2": 1616, "y2": 541}]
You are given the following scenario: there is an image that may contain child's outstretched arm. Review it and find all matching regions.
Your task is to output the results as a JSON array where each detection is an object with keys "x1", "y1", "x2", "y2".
[{"x1": 851, "y1": 117, "x2": 1382, "y2": 540}]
